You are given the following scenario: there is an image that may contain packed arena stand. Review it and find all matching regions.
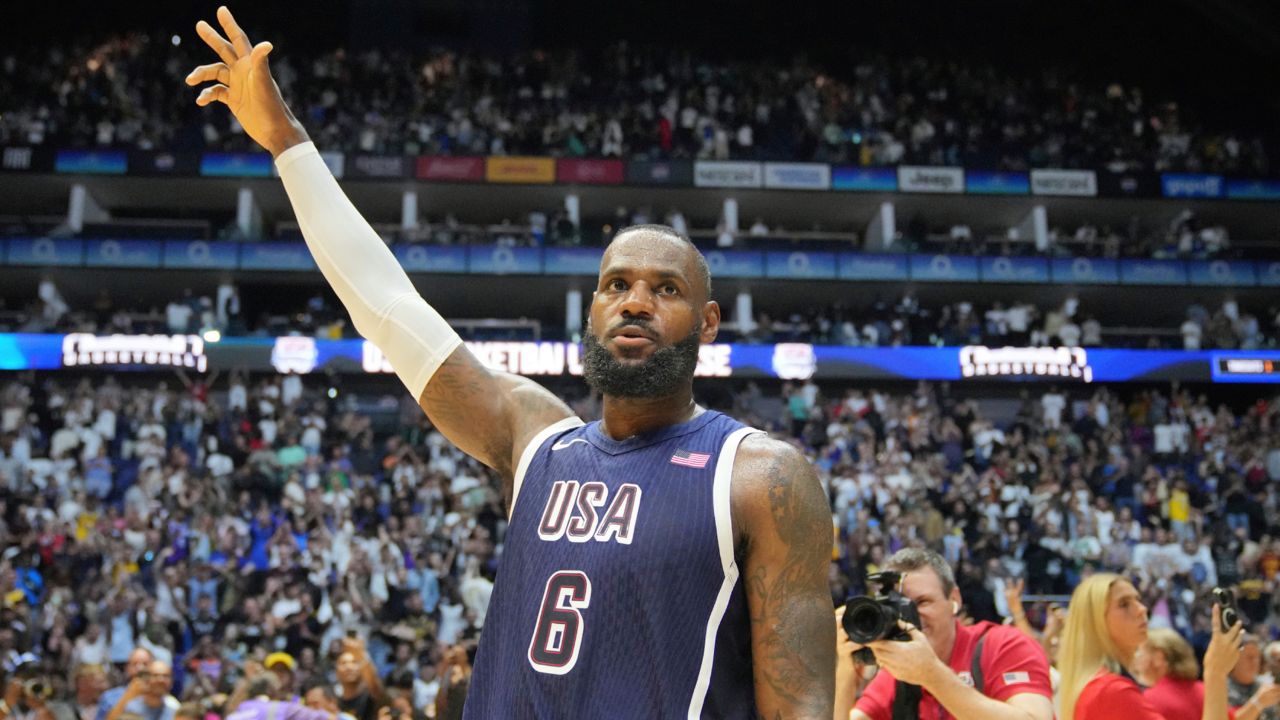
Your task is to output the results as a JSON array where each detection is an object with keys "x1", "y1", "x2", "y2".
[
  {"x1": 0, "y1": 367, "x2": 1278, "y2": 714},
  {"x1": 4, "y1": 279, "x2": 1278, "y2": 352},
  {"x1": 0, "y1": 35, "x2": 1270, "y2": 173}
]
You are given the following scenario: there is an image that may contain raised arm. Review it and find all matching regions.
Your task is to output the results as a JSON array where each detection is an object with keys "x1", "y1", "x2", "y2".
[
  {"x1": 732, "y1": 435, "x2": 835, "y2": 719},
  {"x1": 185, "y1": 7, "x2": 574, "y2": 489}
]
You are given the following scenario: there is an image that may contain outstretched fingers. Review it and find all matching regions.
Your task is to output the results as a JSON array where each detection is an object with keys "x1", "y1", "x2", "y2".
[
  {"x1": 195, "y1": 20, "x2": 238, "y2": 66},
  {"x1": 185, "y1": 63, "x2": 230, "y2": 87},
  {"x1": 196, "y1": 85, "x2": 230, "y2": 108},
  {"x1": 216, "y1": 6, "x2": 255, "y2": 57}
]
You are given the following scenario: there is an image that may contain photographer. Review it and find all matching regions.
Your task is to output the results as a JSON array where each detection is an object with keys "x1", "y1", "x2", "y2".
[
  {"x1": 838, "y1": 549, "x2": 1053, "y2": 720},
  {"x1": 102, "y1": 662, "x2": 176, "y2": 720},
  {"x1": 0, "y1": 667, "x2": 57, "y2": 720}
]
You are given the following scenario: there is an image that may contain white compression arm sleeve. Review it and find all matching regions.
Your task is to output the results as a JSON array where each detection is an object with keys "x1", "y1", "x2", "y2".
[{"x1": 275, "y1": 142, "x2": 461, "y2": 399}]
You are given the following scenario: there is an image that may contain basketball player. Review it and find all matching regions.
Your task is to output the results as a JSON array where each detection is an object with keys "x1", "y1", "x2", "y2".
[{"x1": 186, "y1": 8, "x2": 834, "y2": 717}]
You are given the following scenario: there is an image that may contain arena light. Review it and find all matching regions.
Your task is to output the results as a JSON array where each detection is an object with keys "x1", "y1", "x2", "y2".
[
  {"x1": 959, "y1": 345, "x2": 1093, "y2": 382},
  {"x1": 202, "y1": 329, "x2": 222, "y2": 343}
]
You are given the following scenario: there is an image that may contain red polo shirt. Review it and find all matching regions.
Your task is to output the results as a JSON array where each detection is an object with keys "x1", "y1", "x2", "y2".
[
  {"x1": 854, "y1": 621, "x2": 1052, "y2": 720},
  {"x1": 1145, "y1": 676, "x2": 1206, "y2": 720},
  {"x1": 1076, "y1": 671, "x2": 1237, "y2": 720}
]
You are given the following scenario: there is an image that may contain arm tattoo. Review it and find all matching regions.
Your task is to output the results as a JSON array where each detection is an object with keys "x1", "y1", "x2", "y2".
[
  {"x1": 747, "y1": 446, "x2": 835, "y2": 716},
  {"x1": 419, "y1": 350, "x2": 514, "y2": 476}
]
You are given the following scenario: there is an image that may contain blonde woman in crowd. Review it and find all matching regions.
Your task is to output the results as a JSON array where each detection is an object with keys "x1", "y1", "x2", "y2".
[{"x1": 1059, "y1": 573, "x2": 1241, "y2": 720}]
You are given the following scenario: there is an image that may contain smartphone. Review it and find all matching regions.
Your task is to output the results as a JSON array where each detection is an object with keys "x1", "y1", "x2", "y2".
[{"x1": 1212, "y1": 587, "x2": 1242, "y2": 632}]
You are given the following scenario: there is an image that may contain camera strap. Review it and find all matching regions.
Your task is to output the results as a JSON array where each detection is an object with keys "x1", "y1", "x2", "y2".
[{"x1": 970, "y1": 629, "x2": 991, "y2": 694}]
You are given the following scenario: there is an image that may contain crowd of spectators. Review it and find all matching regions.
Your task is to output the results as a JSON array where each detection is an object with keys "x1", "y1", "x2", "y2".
[
  {"x1": 750, "y1": 291, "x2": 1280, "y2": 352},
  {"x1": 0, "y1": 363, "x2": 1277, "y2": 717},
  {"x1": 0, "y1": 33, "x2": 1270, "y2": 173},
  {"x1": 5, "y1": 279, "x2": 1280, "y2": 354}
]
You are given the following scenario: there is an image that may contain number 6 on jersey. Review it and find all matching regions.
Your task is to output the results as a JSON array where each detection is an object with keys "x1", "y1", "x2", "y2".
[{"x1": 527, "y1": 570, "x2": 592, "y2": 675}]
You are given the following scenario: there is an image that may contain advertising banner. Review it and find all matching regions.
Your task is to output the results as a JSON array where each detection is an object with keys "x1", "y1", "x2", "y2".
[
  {"x1": 467, "y1": 245, "x2": 542, "y2": 274},
  {"x1": 979, "y1": 256, "x2": 1050, "y2": 283},
  {"x1": 1030, "y1": 169, "x2": 1097, "y2": 197},
  {"x1": 1187, "y1": 260, "x2": 1258, "y2": 287},
  {"x1": 764, "y1": 251, "x2": 838, "y2": 279},
  {"x1": 965, "y1": 171, "x2": 1030, "y2": 195},
  {"x1": 416, "y1": 156, "x2": 485, "y2": 182},
  {"x1": 897, "y1": 166, "x2": 964, "y2": 194},
  {"x1": 238, "y1": 242, "x2": 318, "y2": 271},
  {"x1": 1050, "y1": 257, "x2": 1120, "y2": 284},
  {"x1": 909, "y1": 254, "x2": 979, "y2": 281},
  {"x1": 624, "y1": 160, "x2": 693, "y2": 186},
  {"x1": 128, "y1": 151, "x2": 200, "y2": 177},
  {"x1": 1225, "y1": 179, "x2": 1280, "y2": 201},
  {"x1": 6, "y1": 238, "x2": 84, "y2": 266},
  {"x1": 556, "y1": 159, "x2": 625, "y2": 185},
  {"x1": 837, "y1": 254, "x2": 910, "y2": 281},
  {"x1": 543, "y1": 247, "x2": 604, "y2": 275},
  {"x1": 162, "y1": 240, "x2": 240, "y2": 270},
  {"x1": 703, "y1": 250, "x2": 764, "y2": 279},
  {"x1": 6, "y1": 333, "x2": 1280, "y2": 384},
  {"x1": 84, "y1": 240, "x2": 162, "y2": 268},
  {"x1": 391, "y1": 245, "x2": 467, "y2": 274},
  {"x1": 348, "y1": 155, "x2": 411, "y2": 179},
  {"x1": 763, "y1": 163, "x2": 831, "y2": 190},
  {"x1": 693, "y1": 161, "x2": 763, "y2": 188},
  {"x1": 1161, "y1": 173, "x2": 1224, "y2": 198},
  {"x1": 1119, "y1": 259, "x2": 1188, "y2": 285},
  {"x1": 1257, "y1": 261, "x2": 1280, "y2": 287},
  {"x1": 55, "y1": 150, "x2": 128, "y2": 175},
  {"x1": 831, "y1": 166, "x2": 898, "y2": 192},
  {"x1": 484, "y1": 157, "x2": 555, "y2": 184},
  {"x1": 200, "y1": 153, "x2": 272, "y2": 178}
]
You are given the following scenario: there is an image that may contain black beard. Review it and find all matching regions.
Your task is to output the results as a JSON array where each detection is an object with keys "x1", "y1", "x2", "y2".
[{"x1": 582, "y1": 326, "x2": 701, "y2": 398}]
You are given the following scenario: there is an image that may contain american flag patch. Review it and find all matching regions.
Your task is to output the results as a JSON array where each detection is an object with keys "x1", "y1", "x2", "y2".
[
  {"x1": 1002, "y1": 671, "x2": 1030, "y2": 685},
  {"x1": 670, "y1": 449, "x2": 711, "y2": 468}
]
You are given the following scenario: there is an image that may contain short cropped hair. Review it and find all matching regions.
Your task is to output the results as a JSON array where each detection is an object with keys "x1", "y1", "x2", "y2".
[
  {"x1": 610, "y1": 224, "x2": 712, "y2": 297},
  {"x1": 883, "y1": 548, "x2": 957, "y2": 597}
]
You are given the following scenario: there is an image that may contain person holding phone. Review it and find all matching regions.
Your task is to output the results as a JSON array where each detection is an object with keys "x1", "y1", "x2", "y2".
[
  {"x1": 1227, "y1": 635, "x2": 1280, "y2": 720},
  {"x1": 1058, "y1": 575, "x2": 1242, "y2": 720}
]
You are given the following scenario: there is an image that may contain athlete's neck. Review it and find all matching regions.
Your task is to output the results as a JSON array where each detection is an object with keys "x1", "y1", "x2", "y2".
[{"x1": 599, "y1": 389, "x2": 701, "y2": 440}]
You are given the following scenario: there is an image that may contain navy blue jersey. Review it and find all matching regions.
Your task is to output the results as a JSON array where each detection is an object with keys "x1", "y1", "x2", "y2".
[{"x1": 464, "y1": 411, "x2": 762, "y2": 719}]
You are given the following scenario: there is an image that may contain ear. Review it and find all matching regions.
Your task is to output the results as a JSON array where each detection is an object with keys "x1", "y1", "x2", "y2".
[
  {"x1": 950, "y1": 587, "x2": 963, "y2": 616},
  {"x1": 700, "y1": 300, "x2": 721, "y2": 344}
]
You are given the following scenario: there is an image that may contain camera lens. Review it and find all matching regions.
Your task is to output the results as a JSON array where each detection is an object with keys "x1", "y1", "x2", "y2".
[{"x1": 843, "y1": 597, "x2": 897, "y2": 644}]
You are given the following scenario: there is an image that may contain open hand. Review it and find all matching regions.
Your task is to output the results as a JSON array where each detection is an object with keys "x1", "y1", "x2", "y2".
[{"x1": 186, "y1": 6, "x2": 307, "y2": 156}]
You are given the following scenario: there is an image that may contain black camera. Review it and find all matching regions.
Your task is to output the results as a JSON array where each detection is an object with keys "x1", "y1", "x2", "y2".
[
  {"x1": 22, "y1": 679, "x2": 53, "y2": 701},
  {"x1": 1212, "y1": 587, "x2": 1243, "y2": 632},
  {"x1": 842, "y1": 571, "x2": 920, "y2": 666}
]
